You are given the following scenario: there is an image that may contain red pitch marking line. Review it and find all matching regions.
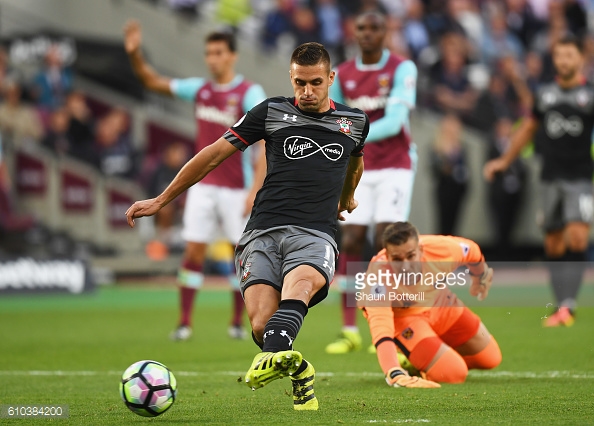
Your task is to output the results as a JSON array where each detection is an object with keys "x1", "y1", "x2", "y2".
[{"x1": 0, "y1": 370, "x2": 593, "y2": 379}]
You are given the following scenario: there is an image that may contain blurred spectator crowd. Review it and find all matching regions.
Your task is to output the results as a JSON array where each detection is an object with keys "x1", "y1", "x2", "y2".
[
  {"x1": 0, "y1": 44, "x2": 141, "y2": 180},
  {"x1": 148, "y1": 0, "x2": 594, "y2": 128},
  {"x1": 3, "y1": 0, "x2": 594, "y2": 257},
  {"x1": 0, "y1": 41, "x2": 190, "y2": 254},
  {"x1": 253, "y1": 0, "x2": 594, "y2": 130},
  {"x1": 234, "y1": 0, "x2": 590, "y2": 253}
]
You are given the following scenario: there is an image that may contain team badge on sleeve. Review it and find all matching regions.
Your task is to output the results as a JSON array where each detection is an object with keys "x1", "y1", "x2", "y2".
[
  {"x1": 336, "y1": 117, "x2": 353, "y2": 135},
  {"x1": 459, "y1": 243, "x2": 470, "y2": 257},
  {"x1": 241, "y1": 262, "x2": 252, "y2": 282}
]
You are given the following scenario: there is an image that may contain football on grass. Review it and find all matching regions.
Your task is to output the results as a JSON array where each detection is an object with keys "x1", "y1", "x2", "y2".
[{"x1": 120, "y1": 360, "x2": 177, "y2": 417}]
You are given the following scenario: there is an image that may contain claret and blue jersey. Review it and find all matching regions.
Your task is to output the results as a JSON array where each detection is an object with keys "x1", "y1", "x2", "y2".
[
  {"x1": 170, "y1": 75, "x2": 266, "y2": 189},
  {"x1": 330, "y1": 49, "x2": 417, "y2": 171}
]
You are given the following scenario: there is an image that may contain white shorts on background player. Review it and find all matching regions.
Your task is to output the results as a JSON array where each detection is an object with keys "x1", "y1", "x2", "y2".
[
  {"x1": 181, "y1": 183, "x2": 248, "y2": 244},
  {"x1": 341, "y1": 168, "x2": 415, "y2": 225}
]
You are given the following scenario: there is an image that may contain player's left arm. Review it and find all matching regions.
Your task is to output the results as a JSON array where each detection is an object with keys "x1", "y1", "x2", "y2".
[
  {"x1": 338, "y1": 155, "x2": 364, "y2": 221},
  {"x1": 126, "y1": 138, "x2": 238, "y2": 227},
  {"x1": 338, "y1": 117, "x2": 368, "y2": 221},
  {"x1": 242, "y1": 84, "x2": 268, "y2": 216},
  {"x1": 452, "y1": 237, "x2": 493, "y2": 301},
  {"x1": 365, "y1": 60, "x2": 417, "y2": 143}
]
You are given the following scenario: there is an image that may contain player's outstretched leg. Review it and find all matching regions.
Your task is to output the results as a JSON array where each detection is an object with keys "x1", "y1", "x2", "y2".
[
  {"x1": 245, "y1": 350, "x2": 303, "y2": 390},
  {"x1": 244, "y1": 299, "x2": 308, "y2": 390},
  {"x1": 291, "y1": 359, "x2": 318, "y2": 410}
]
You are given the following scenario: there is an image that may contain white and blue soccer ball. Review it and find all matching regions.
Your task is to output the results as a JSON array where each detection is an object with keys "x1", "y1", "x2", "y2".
[{"x1": 119, "y1": 360, "x2": 177, "y2": 417}]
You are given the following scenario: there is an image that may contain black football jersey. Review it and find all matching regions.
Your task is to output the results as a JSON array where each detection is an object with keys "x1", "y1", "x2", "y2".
[
  {"x1": 223, "y1": 96, "x2": 369, "y2": 239},
  {"x1": 532, "y1": 81, "x2": 594, "y2": 181}
]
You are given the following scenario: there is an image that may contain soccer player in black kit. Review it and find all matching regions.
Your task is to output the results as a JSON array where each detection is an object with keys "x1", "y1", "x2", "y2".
[
  {"x1": 126, "y1": 43, "x2": 371, "y2": 410},
  {"x1": 485, "y1": 35, "x2": 593, "y2": 327}
]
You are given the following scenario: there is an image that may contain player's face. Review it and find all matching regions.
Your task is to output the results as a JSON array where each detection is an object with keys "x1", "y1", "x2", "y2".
[
  {"x1": 553, "y1": 43, "x2": 583, "y2": 81},
  {"x1": 205, "y1": 41, "x2": 237, "y2": 78},
  {"x1": 290, "y1": 63, "x2": 335, "y2": 112},
  {"x1": 385, "y1": 238, "x2": 422, "y2": 274},
  {"x1": 355, "y1": 15, "x2": 386, "y2": 54}
]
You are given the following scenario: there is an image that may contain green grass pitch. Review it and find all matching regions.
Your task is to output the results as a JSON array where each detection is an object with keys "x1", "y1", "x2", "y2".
[{"x1": 0, "y1": 284, "x2": 593, "y2": 425}]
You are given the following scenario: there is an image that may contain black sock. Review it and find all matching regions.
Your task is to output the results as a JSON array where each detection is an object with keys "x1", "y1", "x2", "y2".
[
  {"x1": 561, "y1": 250, "x2": 587, "y2": 310},
  {"x1": 252, "y1": 331, "x2": 263, "y2": 350},
  {"x1": 547, "y1": 254, "x2": 565, "y2": 307},
  {"x1": 293, "y1": 359, "x2": 309, "y2": 377},
  {"x1": 262, "y1": 299, "x2": 308, "y2": 352}
]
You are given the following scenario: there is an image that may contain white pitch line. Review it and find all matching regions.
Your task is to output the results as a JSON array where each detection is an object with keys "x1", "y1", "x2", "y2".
[{"x1": 0, "y1": 370, "x2": 593, "y2": 379}]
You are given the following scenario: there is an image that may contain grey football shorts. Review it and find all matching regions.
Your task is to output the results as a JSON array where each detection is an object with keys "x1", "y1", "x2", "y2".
[
  {"x1": 539, "y1": 179, "x2": 594, "y2": 232},
  {"x1": 234, "y1": 225, "x2": 338, "y2": 307}
]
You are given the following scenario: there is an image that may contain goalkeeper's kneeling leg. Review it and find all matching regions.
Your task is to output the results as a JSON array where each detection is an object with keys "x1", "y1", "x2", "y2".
[
  {"x1": 462, "y1": 336, "x2": 502, "y2": 370},
  {"x1": 424, "y1": 347, "x2": 468, "y2": 384},
  {"x1": 407, "y1": 337, "x2": 468, "y2": 384}
]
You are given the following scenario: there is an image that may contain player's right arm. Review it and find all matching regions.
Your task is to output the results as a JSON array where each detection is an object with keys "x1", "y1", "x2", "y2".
[
  {"x1": 483, "y1": 116, "x2": 539, "y2": 181},
  {"x1": 124, "y1": 20, "x2": 191, "y2": 97},
  {"x1": 126, "y1": 138, "x2": 238, "y2": 226},
  {"x1": 126, "y1": 99, "x2": 270, "y2": 227}
]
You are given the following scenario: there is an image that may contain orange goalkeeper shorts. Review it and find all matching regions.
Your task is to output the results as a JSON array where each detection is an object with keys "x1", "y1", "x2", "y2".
[{"x1": 392, "y1": 295, "x2": 481, "y2": 356}]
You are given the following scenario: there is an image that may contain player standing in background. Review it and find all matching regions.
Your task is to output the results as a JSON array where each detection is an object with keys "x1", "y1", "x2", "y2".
[
  {"x1": 485, "y1": 35, "x2": 593, "y2": 327},
  {"x1": 326, "y1": 11, "x2": 418, "y2": 354},
  {"x1": 362, "y1": 222, "x2": 500, "y2": 385},
  {"x1": 123, "y1": 21, "x2": 267, "y2": 341},
  {"x1": 126, "y1": 42, "x2": 370, "y2": 410}
]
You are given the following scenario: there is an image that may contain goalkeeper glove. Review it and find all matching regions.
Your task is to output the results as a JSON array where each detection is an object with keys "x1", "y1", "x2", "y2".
[{"x1": 385, "y1": 368, "x2": 441, "y2": 388}]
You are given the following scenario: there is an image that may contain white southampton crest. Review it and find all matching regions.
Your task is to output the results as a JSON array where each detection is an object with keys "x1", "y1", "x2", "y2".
[{"x1": 336, "y1": 117, "x2": 353, "y2": 135}]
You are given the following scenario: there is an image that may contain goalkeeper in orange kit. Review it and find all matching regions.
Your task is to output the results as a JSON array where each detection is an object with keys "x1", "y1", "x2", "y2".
[{"x1": 358, "y1": 222, "x2": 501, "y2": 387}]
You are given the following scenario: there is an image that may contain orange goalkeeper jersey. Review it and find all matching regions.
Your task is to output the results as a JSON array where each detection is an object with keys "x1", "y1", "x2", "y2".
[{"x1": 364, "y1": 235, "x2": 484, "y2": 318}]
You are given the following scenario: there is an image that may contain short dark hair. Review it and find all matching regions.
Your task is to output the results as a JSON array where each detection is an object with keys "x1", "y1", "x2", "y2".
[
  {"x1": 206, "y1": 31, "x2": 237, "y2": 52},
  {"x1": 555, "y1": 33, "x2": 583, "y2": 53},
  {"x1": 356, "y1": 11, "x2": 387, "y2": 27},
  {"x1": 382, "y1": 222, "x2": 419, "y2": 247},
  {"x1": 290, "y1": 42, "x2": 331, "y2": 71}
]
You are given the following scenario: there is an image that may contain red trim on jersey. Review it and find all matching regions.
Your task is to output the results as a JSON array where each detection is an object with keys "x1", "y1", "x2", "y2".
[{"x1": 228, "y1": 128, "x2": 249, "y2": 146}]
